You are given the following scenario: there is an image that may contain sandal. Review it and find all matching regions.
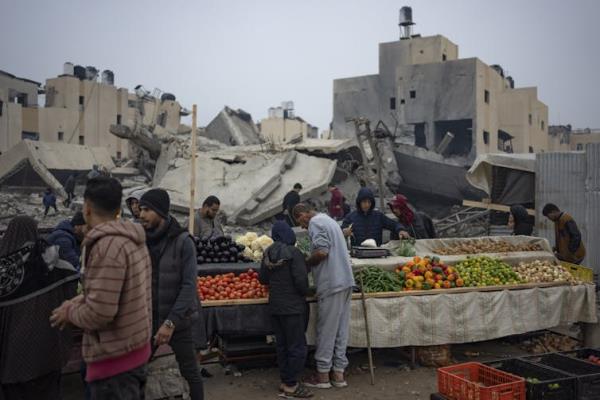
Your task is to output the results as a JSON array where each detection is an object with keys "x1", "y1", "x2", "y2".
[
  {"x1": 302, "y1": 374, "x2": 332, "y2": 389},
  {"x1": 278, "y1": 384, "x2": 314, "y2": 398}
]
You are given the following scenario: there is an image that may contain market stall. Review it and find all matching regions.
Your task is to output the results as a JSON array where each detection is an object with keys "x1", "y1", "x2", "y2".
[{"x1": 197, "y1": 235, "x2": 598, "y2": 349}]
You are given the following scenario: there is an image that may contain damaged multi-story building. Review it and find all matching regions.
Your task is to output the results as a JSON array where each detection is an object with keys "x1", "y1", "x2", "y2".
[
  {"x1": 332, "y1": 7, "x2": 549, "y2": 200},
  {"x1": 0, "y1": 63, "x2": 186, "y2": 160}
]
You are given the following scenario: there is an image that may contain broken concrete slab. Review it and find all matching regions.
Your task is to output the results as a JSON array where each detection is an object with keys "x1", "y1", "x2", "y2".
[
  {"x1": 0, "y1": 140, "x2": 115, "y2": 197},
  {"x1": 202, "y1": 106, "x2": 263, "y2": 146},
  {"x1": 156, "y1": 149, "x2": 336, "y2": 226}
]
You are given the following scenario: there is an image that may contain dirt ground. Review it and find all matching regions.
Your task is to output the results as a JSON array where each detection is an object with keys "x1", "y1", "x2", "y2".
[{"x1": 62, "y1": 339, "x2": 531, "y2": 400}]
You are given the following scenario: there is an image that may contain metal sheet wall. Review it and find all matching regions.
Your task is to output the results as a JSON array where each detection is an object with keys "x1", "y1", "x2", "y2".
[{"x1": 536, "y1": 143, "x2": 600, "y2": 273}]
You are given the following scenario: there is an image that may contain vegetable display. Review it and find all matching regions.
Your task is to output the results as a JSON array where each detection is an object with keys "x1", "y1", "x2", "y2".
[
  {"x1": 454, "y1": 256, "x2": 523, "y2": 287},
  {"x1": 296, "y1": 236, "x2": 311, "y2": 256},
  {"x1": 434, "y1": 239, "x2": 543, "y2": 255},
  {"x1": 392, "y1": 238, "x2": 416, "y2": 257},
  {"x1": 195, "y1": 236, "x2": 248, "y2": 264},
  {"x1": 395, "y1": 256, "x2": 463, "y2": 290},
  {"x1": 512, "y1": 260, "x2": 578, "y2": 284},
  {"x1": 196, "y1": 269, "x2": 269, "y2": 301},
  {"x1": 355, "y1": 266, "x2": 404, "y2": 293},
  {"x1": 235, "y1": 232, "x2": 274, "y2": 262}
]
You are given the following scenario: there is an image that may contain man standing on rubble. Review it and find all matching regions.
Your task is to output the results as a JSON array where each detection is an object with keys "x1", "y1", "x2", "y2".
[
  {"x1": 139, "y1": 189, "x2": 204, "y2": 400},
  {"x1": 542, "y1": 203, "x2": 586, "y2": 264},
  {"x1": 293, "y1": 203, "x2": 354, "y2": 390},
  {"x1": 282, "y1": 183, "x2": 302, "y2": 226},
  {"x1": 64, "y1": 174, "x2": 76, "y2": 207},
  {"x1": 43, "y1": 188, "x2": 58, "y2": 217},
  {"x1": 191, "y1": 195, "x2": 224, "y2": 240}
]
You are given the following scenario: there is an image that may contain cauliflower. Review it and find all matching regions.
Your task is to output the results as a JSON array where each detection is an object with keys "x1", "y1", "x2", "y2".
[
  {"x1": 256, "y1": 235, "x2": 274, "y2": 251},
  {"x1": 253, "y1": 250, "x2": 263, "y2": 261},
  {"x1": 250, "y1": 240, "x2": 262, "y2": 251},
  {"x1": 242, "y1": 247, "x2": 254, "y2": 260}
]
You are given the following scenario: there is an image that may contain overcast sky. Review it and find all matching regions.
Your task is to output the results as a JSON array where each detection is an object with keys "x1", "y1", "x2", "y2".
[{"x1": 1, "y1": 0, "x2": 599, "y2": 130}]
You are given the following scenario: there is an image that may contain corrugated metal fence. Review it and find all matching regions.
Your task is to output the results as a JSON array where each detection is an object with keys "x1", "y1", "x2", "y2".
[{"x1": 536, "y1": 143, "x2": 600, "y2": 274}]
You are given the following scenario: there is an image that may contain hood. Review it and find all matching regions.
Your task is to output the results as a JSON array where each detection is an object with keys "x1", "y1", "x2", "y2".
[
  {"x1": 55, "y1": 220, "x2": 74, "y2": 234},
  {"x1": 271, "y1": 221, "x2": 296, "y2": 246},
  {"x1": 83, "y1": 219, "x2": 146, "y2": 248},
  {"x1": 356, "y1": 187, "x2": 375, "y2": 213},
  {"x1": 510, "y1": 205, "x2": 529, "y2": 223},
  {"x1": 264, "y1": 241, "x2": 294, "y2": 268},
  {"x1": 125, "y1": 190, "x2": 144, "y2": 203}
]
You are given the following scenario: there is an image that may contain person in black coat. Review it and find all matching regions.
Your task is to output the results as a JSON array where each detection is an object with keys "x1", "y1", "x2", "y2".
[
  {"x1": 259, "y1": 221, "x2": 312, "y2": 398},
  {"x1": 341, "y1": 187, "x2": 407, "y2": 246},
  {"x1": 388, "y1": 194, "x2": 436, "y2": 239},
  {"x1": 509, "y1": 205, "x2": 534, "y2": 236},
  {"x1": 282, "y1": 183, "x2": 302, "y2": 227},
  {"x1": 0, "y1": 216, "x2": 78, "y2": 400}
]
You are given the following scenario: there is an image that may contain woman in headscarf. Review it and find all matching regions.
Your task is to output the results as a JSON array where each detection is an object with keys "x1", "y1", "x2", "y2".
[
  {"x1": 258, "y1": 221, "x2": 312, "y2": 398},
  {"x1": 0, "y1": 216, "x2": 78, "y2": 400},
  {"x1": 388, "y1": 194, "x2": 437, "y2": 239},
  {"x1": 509, "y1": 204, "x2": 534, "y2": 236}
]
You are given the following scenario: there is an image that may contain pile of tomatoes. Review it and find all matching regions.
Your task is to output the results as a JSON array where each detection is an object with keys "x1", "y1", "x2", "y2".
[{"x1": 196, "y1": 269, "x2": 269, "y2": 301}]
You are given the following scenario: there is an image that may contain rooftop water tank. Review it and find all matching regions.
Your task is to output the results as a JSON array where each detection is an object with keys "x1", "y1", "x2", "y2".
[
  {"x1": 74, "y1": 65, "x2": 86, "y2": 80},
  {"x1": 101, "y1": 70, "x2": 114, "y2": 85},
  {"x1": 63, "y1": 62, "x2": 74, "y2": 75},
  {"x1": 85, "y1": 66, "x2": 98, "y2": 81}
]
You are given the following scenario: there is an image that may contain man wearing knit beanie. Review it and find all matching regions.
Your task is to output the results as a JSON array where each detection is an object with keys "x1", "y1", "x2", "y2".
[{"x1": 139, "y1": 189, "x2": 204, "y2": 400}]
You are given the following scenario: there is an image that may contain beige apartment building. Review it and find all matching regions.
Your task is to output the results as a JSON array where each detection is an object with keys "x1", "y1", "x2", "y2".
[
  {"x1": 259, "y1": 102, "x2": 318, "y2": 144},
  {"x1": 549, "y1": 126, "x2": 600, "y2": 151},
  {"x1": 0, "y1": 64, "x2": 186, "y2": 160}
]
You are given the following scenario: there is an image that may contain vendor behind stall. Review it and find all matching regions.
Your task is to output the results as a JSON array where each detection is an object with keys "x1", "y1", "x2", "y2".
[
  {"x1": 542, "y1": 203, "x2": 586, "y2": 264},
  {"x1": 191, "y1": 195, "x2": 224, "y2": 240},
  {"x1": 341, "y1": 187, "x2": 407, "y2": 246},
  {"x1": 508, "y1": 204, "x2": 534, "y2": 236},
  {"x1": 388, "y1": 194, "x2": 436, "y2": 240}
]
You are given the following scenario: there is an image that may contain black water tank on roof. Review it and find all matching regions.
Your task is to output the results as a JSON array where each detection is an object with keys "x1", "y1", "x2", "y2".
[
  {"x1": 161, "y1": 93, "x2": 176, "y2": 102},
  {"x1": 74, "y1": 65, "x2": 86, "y2": 80}
]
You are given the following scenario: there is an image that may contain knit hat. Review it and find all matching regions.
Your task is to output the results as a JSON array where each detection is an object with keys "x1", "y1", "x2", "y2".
[
  {"x1": 71, "y1": 211, "x2": 86, "y2": 226},
  {"x1": 140, "y1": 189, "x2": 170, "y2": 219}
]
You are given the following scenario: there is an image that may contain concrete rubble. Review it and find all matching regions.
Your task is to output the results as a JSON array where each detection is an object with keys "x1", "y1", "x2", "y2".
[{"x1": 0, "y1": 140, "x2": 116, "y2": 197}]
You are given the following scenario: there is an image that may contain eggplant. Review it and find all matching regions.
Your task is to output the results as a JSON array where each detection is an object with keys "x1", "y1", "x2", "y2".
[
  {"x1": 197, "y1": 256, "x2": 204, "y2": 264},
  {"x1": 205, "y1": 258, "x2": 212, "y2": 263},
  {"x1": 200, "y1": 250, "x2": 207, "y2": 257},
  {"x1": 222, "y1": 250, "x2": 230, "y2": 257}
]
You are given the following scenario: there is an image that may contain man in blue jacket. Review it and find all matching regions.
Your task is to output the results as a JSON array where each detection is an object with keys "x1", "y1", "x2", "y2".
[
  {"x1": 43, "y1": 188, "x2": 58, "y2": 217},
  {"x1": 341, "y1": 187, "x2": 408, "y2": 246},
  {"x1": 46, "y1": 211, "x2": 87, "y2": 271}
]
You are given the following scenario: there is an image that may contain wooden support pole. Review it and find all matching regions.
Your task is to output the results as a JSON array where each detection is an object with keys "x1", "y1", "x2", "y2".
[{"x1": 189, "y1": 105, "x2": 197, "y2": 235}]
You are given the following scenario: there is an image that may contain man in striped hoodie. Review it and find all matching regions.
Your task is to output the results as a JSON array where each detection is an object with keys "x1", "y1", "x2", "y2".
[{"x1": 51, "y1": 177, "x2": 152, "y2": 399}]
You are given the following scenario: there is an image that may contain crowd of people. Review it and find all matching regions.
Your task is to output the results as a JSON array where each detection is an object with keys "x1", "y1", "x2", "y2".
[{"x1": 0, "y1": 175, "x2": 587, "y2": 400}]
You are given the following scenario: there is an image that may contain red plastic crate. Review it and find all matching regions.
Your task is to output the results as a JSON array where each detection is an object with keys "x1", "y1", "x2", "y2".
[{"x1": 438, "y1": 362, "x2": 525, "y2": 400}]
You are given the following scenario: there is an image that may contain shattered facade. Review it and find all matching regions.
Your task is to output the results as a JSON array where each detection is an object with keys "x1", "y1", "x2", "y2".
[{"x1": 333, "y1": 34, "x2": 549, "y2": 157}]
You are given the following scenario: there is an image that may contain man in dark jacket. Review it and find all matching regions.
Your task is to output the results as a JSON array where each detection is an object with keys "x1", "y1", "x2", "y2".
[
  {"x1": 43, "y1": 188, "x2": 58, "y2": 217},
  {"x1": 259, "y1": 221, "x2": 311, "y2": 398},
  {"x1": 388, "y1": 194, "x2": 436, "y2": 240},
  {"x1": 341, "y1": 187, "x2": 407, "y2": 246},
  {"x1": 509, "y1": 205, "x2": 534, "y2": 236},
  {"x1": 46, "y1": 212, "x2": 87, "y2": 271},
  {"x1": 542, "y1": 203, "x2": 586, "y2": 264},
  {"x1": 139, "y1": 189, "x2": 204, "y2": 400},
  {"x1": 64, "y1": 175, "x2": 76, "y2": 207},
  {"x1": 282, "y1": 183, "x2": 302, "y2": 226}
]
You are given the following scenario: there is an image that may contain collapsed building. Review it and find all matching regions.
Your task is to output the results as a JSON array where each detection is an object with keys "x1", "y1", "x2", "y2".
[{"x1": 332, "y1": 7, "x2": 549, "y2": 201}]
